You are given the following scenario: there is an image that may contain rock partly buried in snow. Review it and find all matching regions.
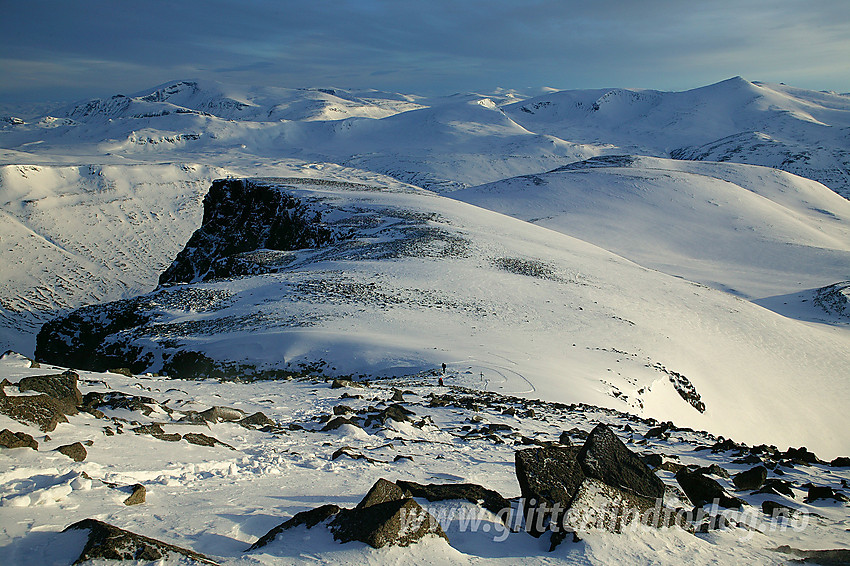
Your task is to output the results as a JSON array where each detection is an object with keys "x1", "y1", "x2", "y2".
[
  {"x1": 123, "y1": 484, "x2": 146, "y2": 506},
  {"x1": 357, "y1": 478, "x2": 408, "y2": 509},
  {"x1": 0, "y1": 429, "x2": 38, "y2": 450},
  {"x1": 515, "y1": 446, "x2": 586, "y2": 530},
  {"x1": 247, "y1": 505, "x2": 342, "y2": 551},
  {"x1": 56, "y1": 442, "x2": 87, "y2": 462},
  {"x1": 676, "y1": 468, "x2": 744, "y2": 508},
  {"x1": 238, "y1": 411, "x2": 274, "y2": 428},
  {"x1": 396, "y1": 480, "x2": 512, "y2": 517},
  {"x1": 17, "y1": 371, "x2": 82, "y2": 409},
  {"x1": 329, "y1": 498, "x2": 447, "y2": 549},
  {"x1": 578, "y1": 423, "x2": 665, "y2": 499},
  {"x1": 732, "y1": 465, "x2": 768, "y2": 490},
  {"x1": 63, "y1": 518, "x2": 219, "y2": 565},
  {"x1": 183, "y1": 432, "x2": 235, "y2": 450},
  {"x1": 0, "y1": 393, "x2": 71, "y2": 432},
  {"x1": 181, "y1": 406, "x2": 245, "y2": 424}
]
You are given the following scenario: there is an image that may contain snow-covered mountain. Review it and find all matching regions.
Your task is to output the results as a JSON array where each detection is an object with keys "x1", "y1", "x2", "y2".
[
  {"x1": 454, "y1": 155, "x2": 850, "y2": 302},
  {"x1": 34, "y1": 177, "x2": 850, "y2": 458}
]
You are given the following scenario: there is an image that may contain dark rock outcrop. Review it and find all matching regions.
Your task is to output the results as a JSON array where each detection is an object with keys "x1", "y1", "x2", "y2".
[
  {"x1": 159, "y1": 178, "x2": 341, "y2": 285},
  {"x1": 0, "y1": 429, "x2": 38, "y2": 450},
  {"x1": 63, "y1": 518, "x2": 218, "y2": 565},
  {"x1": 0, "y1": 393, "x2": 71, "y2": 432},
  {"x1": 515, "y1": 445, "x2": 586, "y2": 533},
  {"x1": 183, "y1": 433, "x2": 235, "y2": 450},
  {"x1": 357, "y1": 478, "x2": 408, "y2": 509}
]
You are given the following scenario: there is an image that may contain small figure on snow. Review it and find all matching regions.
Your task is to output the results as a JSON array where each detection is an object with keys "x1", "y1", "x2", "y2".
[
  {"x1": 438, "y1": 377, "x2": 444, "y2": 387},
  {"x1": 441, "y1": 363, "x2": 447, "y2": 374}
]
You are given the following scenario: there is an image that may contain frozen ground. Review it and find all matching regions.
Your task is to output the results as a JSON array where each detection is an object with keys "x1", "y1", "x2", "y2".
[{"x1": 1, "y1": 353, "x2": 848, "y2": 565}]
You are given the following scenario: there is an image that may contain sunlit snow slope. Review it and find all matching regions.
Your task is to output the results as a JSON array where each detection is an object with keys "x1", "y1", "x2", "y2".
[{"x1": 35, "y1": 178, "x2": 850, "y2": 459}]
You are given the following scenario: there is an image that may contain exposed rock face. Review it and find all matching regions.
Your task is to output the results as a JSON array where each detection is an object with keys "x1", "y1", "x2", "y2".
[
  {"x1": 56, "y1": 442, "x2": 87, "y2": 462},
  {"x1": 676, "y1": 468, "x2": 744, "y2": 508},
  {"x1": 515, "y1": 445, "x2": 586, "y2": 528},
  {"x1": 0, "y1": 429, "x2": 38, "y2": 450},
  {"x1": 578, "y1": 423, "x2": 665, "y2": 499},
  {"x1": 159, "y1": 178, "x2": 342, "y2": 285},
  {"x1": 357, "y1": 478, "x2": 408, "y2": 509},
  {"x1": 63, "y1": 518, "x2": 219, "y2": 565}
]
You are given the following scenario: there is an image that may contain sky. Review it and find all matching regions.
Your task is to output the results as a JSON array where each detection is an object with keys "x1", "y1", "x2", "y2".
[{"x1": 1, "y1": 0, "x2": 849, "y2": 107}]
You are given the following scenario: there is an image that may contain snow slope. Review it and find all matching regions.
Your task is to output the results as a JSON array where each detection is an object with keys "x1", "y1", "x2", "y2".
[
  {"x1": 35, "y1": 178, "x2": 850, "y2": 459},
  {"x1": 1, "y1": 354, "x2": 848, "y2": 566},
  {"x1": 454, "y1": 155, "x2": 850, "y2": 302}
]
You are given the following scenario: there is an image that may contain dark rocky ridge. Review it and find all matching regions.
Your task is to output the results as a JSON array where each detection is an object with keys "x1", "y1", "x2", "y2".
[{"x1": 159, "y1": 178, "x2": 344, "y2": 285}]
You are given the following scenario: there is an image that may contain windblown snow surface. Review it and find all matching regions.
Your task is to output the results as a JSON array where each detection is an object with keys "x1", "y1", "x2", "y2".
[{"x1": 0, "y1": 77, "x2": 848, "y2": 565}]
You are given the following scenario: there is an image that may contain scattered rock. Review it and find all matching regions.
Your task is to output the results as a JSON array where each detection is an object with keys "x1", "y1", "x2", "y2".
[
  {"x1": 63, "y1": 518, "x2": 218, "y2": 564},
  {"x1": 558, "y1": 431, "x2": 572, "y2": 446},
  {"x1": 331, "y1": 379, "x2": 353, "y2": 389},
  {"x1": 153, "y1": 432, "x2": 182, "y2": 442},
  {"x1": 322, "y1": 416, "x2": 360, "y2": 431},
  {"x1": 732, "y1": 465, "x2": 767, "y2": 490},
  {"x1": 248, "y1": 505, "x2": 342, "y2": 551},
  {"x1": 333, "y1": 405, "x2": 354, "y2": 415},
  {"x1": 391, "y1": 389, "x2": 404, "y2": 402},
  {"x1": 695, "y1": 464, "x2": 729, "y2": 478},
  {"x1": 194, "y1": 406, "x2": 245, "y2": 423},
  {"x1": 133, "y1": 423, "x2": 166, "y2": 435},
  {"x1": 772, "y1": 545, "x2": 850, "y2": 564},
  {"x1": 754, "y1": 478, "x2": 795, "y2": 498},
  {"x1": 830, "y1": 456, "x2": 850, "y2": 467},
  {"x1": 56, "y1": 442, "x2": 87, "y2": 462},
  {"x1": 123, "y1": 484, "x2": 146, "y2": 506},
  {"x1": 0, "y1": 429, "x2": 38, "y2": 450},
  {"x1": 779, "y1": 446, "x2": 820, "y2": 465},
  {"x1": 762, "y1": 500, "x2": 799, "y2": 518},
  {"x1": 675, "y1": 469, "x2": 744, "y2": 508}
]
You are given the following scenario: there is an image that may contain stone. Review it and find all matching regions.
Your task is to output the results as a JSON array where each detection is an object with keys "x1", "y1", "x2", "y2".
[
  {"x1": 238, "y1": 411, "x2": 274, "y2": 428},
  {"x1": 805, "y1": 485, "x2": 848, "y2": 503},
  {"x1": 56, "y1": 442, "x2": 87, "y2": 462},
  {"x1": 830, "y1": 456, "x2": 850, "y2": 467},
  {"x1": 123, "y1": 484, "x2": 146, "y2": 506},
  {"x1": 331, "y1": 379, "x2": 352, "y2": 388},
  {"x1": 333, "y1": 405, "x2": 353, "y2": 415},
  {"x1": 675, "y1": 469, "x2": 744, "y2": 508},
  {"x1": 357, "y1": 478, "x2": 407, "y2": 509},
  {"x1": 247, "y1": 505, "x2": 342, "y2": 551},
  {"x1": 17, "y1": 370, "x2": 82, "y2": 409},
  {"x1": 63, "y1": 518, "x2": 218, "y2": 565},
  {"x1": 183, "y1": 433, "x2": 235, "y2": 450},
  {"x1": 107, "y1": 367, "x2": 134, "y2": 377},
  {"x1": 578, "y1": 423, "x2": 665, "y2": 499},
  {"x1": 762, "y1": 500, "x2": 798, "y2": 517},
  {"x1": 391, "y1": 389, "x2": 404, "y2": 402},
  {"x1": 329, "y1": 498, "x2": 447, "y2": 549},
  {"x1": 558, "y1": 431, "x2": 572, "y2": 445},
  {"x1": 322, "y1": 416, "x2": 360, "y2": 431},
  {"x1": 732, "y1": 465, "x2": 767, "y2": 490},
  {"x1": 0, "y1": 394, "x2": 70, "y2": 431},
  {"x1": 0, "y1": 429, "x2": 38, "y2": 450},
  {"x1": 396, "y1": 480, "x2": 511, "y2": 517},
  {"x1": 696, "y1": 464, "x2": 729, "y2": 479},
  {"x1": 754, "y1": 478, "x2": 795, "y2": 498},
  {"x1": 780, "y1": 446, "x2": 820, "y2": 464},
  {"x1": 515, "y1": 446, "x2": 586, "y2": 535}
]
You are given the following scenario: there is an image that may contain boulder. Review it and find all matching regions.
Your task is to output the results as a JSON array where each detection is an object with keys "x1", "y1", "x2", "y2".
[
  {"x1": 322, "y1": 416, "x2": 360, "y2": 431},
  {"x1": 0, "y1": 394, "x2": 71, "y2": 431},
  {"x1": 357, "y1": 478, "x2": 408, "y2": 509},
  {"x1": 830, "y1": 456, "x2": 850, "y2": 467},
  {"x1": 732, "y1": 465, "x2": 767, "y2": 490},
  {"x1": 391, "y1": 389, "x2": 404, "y2": 402},
  {"x1": 329, "y1": 498, "x2": 447, "y2": 549},
  {"x1": 578, "y1": 424, "x2": 665, "y2": 499},
  {"x1": 805, "y1": 485, "x2": 849, "y2": 503},
  {"x1": 63, "y1": 518, "x2": 218, "y2": 565},
  {"x1": 762, "y1": 500, "x2": 799, "y2": 518},
  {"x1": 675, "y1": 469, "x2": 744, "y2": 508},
  {"x1": 0, "y1": 429, "x2": 38, "y2": 450},
  {"x1": 515, "y1": 446, "x2": 586, "y2": 535},
  {"x1": 123, "y1": 484, "x2": 146, "y2": 506},
  {"x1": 247, "y1": 505, "x2": 342, "y2": 551},
  {"x1": 56, "y1": 442, "x2": 87, "y2": 462},
  {"x1": 17, "y1": 370, "x2": 82, "y2": 409},
  {"x1": 754, "y1": 478, "x2": 795, "y2": 498},
  {"x1": 183, "y1": 433, "x2": 235, "y2": 450},
  {"x1": 396, "y1": 480, "x2": 511, "y2": 517},
  {"x1": 238, "y1": 411, "x2": 274, "y2": 428}
]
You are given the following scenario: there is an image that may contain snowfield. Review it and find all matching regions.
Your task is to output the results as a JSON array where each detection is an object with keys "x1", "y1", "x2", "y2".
[{"x1": 0, "y1": 76, "x2": 848, "y2": 564}]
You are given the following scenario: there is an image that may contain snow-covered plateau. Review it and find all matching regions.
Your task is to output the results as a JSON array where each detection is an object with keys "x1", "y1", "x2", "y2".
[{"x1": 0, "y1": 77, "x2": 848, "y2": 564}]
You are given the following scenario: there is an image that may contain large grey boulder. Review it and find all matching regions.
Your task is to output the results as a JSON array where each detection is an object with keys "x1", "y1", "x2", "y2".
[
  {"x1": 578, "y1": 423, "x2": 665, "y2": 498},
  {"x1": 329, "y1": 498, "x2": 447, "y2": 549}
]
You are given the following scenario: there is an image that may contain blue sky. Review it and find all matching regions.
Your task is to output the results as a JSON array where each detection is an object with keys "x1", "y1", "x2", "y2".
[{"x1": 2, "y1": 0, "x2": 849, "y2": 104}]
